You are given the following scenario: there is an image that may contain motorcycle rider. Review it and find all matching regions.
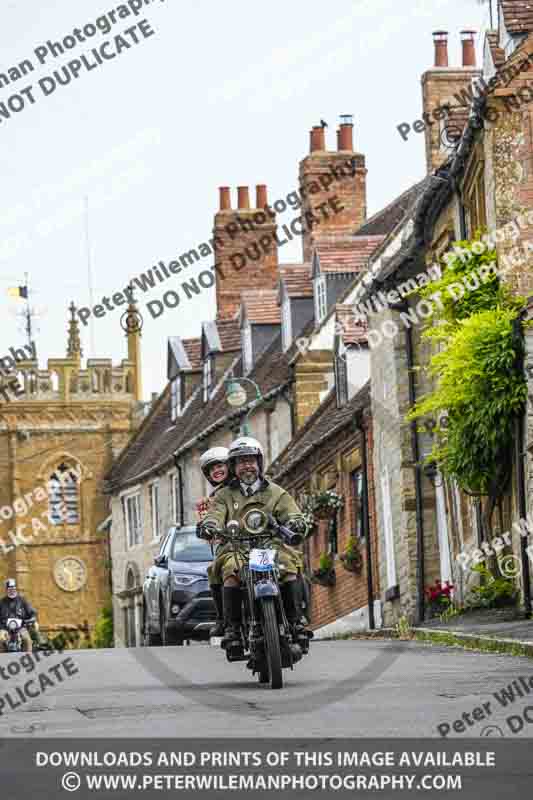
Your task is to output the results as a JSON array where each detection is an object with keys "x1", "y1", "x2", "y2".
[
  {"x1": 0, "y1": 579, "x2": 37, "y2": 652},
  {"x1": 196, "y1": 446, "x2": 231, "y2": 637},
  {"x1": 198, "y1": 436, "x2": 309, "y2": 650}
]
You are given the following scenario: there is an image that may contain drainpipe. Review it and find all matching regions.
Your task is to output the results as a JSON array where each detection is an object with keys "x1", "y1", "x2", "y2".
[
  {"x1": 403, "y1": 303, "x2": 426, "y2": 623},
  {"x1": 451, "y1": 175, "x2": 467, "y2": 239},
  {"x1": 177, "y1": 464, "x2": 185, "y2": 528},
  {"x1": 514, "y1": 316, "x2": 532, "y2": 617},
  {"x1": 358, "y1": 412, "x2": 375, "y2": 629}
]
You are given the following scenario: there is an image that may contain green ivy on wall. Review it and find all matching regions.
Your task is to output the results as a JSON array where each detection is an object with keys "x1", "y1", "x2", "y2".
[{"x1": 407, "y1": 237, "x2": 529, "y2": 514}]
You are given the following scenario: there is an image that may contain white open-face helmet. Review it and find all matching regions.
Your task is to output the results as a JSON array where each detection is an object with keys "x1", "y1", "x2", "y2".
[
  {"x1": 199, "y1": 447, "x2": 229, "y2": 486},
  {"x1": 228, "y1": 436, "x2": 264, "y2": 475}
]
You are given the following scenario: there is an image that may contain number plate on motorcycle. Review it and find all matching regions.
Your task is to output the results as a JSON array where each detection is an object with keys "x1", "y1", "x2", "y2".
[{"x1": 249, "y1": 548, "x2": 276, "y2": 571}]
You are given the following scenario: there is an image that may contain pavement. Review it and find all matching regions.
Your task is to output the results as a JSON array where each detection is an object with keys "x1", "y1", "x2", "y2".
[
  {"x1": 1, "y1": 638, "x2": 533, "y2": 739},
  {"x1": 416, "y1": 608, "x2": 533, "y2": 644}
]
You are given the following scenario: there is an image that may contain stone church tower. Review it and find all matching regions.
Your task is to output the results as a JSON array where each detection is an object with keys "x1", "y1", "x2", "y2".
[{"x1": 0, "y1": 302, "x2": 142, "y2": 641}]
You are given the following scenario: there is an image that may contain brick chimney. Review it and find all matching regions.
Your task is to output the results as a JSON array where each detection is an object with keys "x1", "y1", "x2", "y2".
[
  {"x1": 460, "y1": 30, "x2": 476, "y2": 67},
  {"x1": 299, "y1": 116, "x2": 367, "y2": 261},
  {"x1": 213, "y1": 185, "x2": 279, "y2": 319},
  {"x1": 421, "y1": 31, "x2": 481, "y2": 173}
]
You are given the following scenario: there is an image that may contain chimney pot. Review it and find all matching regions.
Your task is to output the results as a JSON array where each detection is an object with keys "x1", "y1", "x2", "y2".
[
  {"x1": 219, "y1": 186, "x2": 231, "y2": 211},
  {"x1": 460, "y1": 30, "x2": 476, "y2": 67},
  {"x1": 338, "y1": 119, "x2": 353, "y2": 151},
  {"x1": 310, "y1": 125, "x2": 326, "y2": 153},
  {"x1": 432, "y1": 30, "x2": 449, "y2": 67},
  {"x1": 256, "y1": 184, "x2": 267, "y2": 208},
  {"x1": 237, "y1": 186, "x2": 250, "y2": 209}
]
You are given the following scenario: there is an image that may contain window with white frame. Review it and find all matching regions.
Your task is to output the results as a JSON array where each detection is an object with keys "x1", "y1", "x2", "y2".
[
  {"x1": 170, "y1": 472, "x2": 182, "y2": 524},
  {"x1": 149, "y1": 481, "x2": 161, "y2": 540},
  {"x1": 170, "y1": 376, "x2": 181, "y2": 422},
  {"x1": 315, "y1": 276, "x2": 327, "y2": 323},
  {"x1": 203, "y1": 357, "x2": 212, "y2": 403},
  {"x1": 243, "y1": 325, "x2": 253, "y2": 373},
  {"x1": 123, "y1": 493, "x2": 142, "y2": 548},
  {"x1": 48, "y1": 462, "x2": 80, "y2": 525},
  {"x1": 334, "y1": 342, "x2": 348, "y2": 407},
  {"x1": 281, "y1": 298, "x2": 292, "y2": 352}
]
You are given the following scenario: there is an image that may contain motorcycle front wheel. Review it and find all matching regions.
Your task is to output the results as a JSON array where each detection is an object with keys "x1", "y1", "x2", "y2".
[{"x1": 261, "y1": 597, "x2": 283, "y2": 690}]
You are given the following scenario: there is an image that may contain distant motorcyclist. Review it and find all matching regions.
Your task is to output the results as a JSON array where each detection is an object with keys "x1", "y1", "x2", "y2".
[
  {"x1": 198, "y1": 436, "x2": 308, "y2": 648},
  {"x1": 0, "y1": 579, "x2": 37, "y2": 652},
  {"x1": 196, "y1": 447, "x2": 231, "y2": 637}
]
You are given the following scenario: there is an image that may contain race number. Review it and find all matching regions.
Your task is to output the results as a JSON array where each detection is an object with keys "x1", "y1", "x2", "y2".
[{"x1": 249, "y1": 548, "x2": 276, "y2": 571}]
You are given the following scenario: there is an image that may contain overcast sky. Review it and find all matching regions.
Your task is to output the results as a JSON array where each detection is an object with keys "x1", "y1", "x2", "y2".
[{"x1": 0, "y1": 0, "x2": 489, "y2": 400}]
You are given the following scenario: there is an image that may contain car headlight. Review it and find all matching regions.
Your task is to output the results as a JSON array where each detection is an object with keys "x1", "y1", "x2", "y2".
[{"x1": 172, "y1": 574, "x2": 204, "y2": 587}]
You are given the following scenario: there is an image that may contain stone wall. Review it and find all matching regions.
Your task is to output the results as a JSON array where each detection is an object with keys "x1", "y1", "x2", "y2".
[
  {"x1": 292, "y1": 350, "x2": 334, "y2": 430},
  {"x1": 0, "y1": 418, "x2": 133, "y2": 638}
]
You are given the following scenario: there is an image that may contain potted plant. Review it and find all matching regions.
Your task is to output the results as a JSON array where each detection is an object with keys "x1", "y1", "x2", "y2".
[
  {"x1": 340, "y1": 536, "x2": 363, "y2": 573},
  {"x1": 424, "y1": 579, "x2": 454, "y2": 617},
  {"x1": 311, "y1": 490, "x2": 344, "y2": 520},
  {"x1": 466, "y1": 563, "x2": 517, "y2": 609},
  {"x1": 312, "y1": 552, "x2": 336, "y2": 587}
]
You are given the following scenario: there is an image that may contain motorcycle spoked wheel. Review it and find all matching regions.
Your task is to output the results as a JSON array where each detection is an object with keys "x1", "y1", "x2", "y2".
[{"x1": 260, "y1": 597, "x2": 283, "y2": 690}]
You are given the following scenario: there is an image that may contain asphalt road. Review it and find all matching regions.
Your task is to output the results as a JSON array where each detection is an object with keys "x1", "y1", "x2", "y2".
[{"x1": 1, "y1": 639, "x2": 533, "y2": 739}]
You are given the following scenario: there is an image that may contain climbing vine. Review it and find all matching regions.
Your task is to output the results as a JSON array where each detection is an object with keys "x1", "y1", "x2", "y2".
[{"x1": 407, "y1": 237, "x2": 529, "y2": 531}]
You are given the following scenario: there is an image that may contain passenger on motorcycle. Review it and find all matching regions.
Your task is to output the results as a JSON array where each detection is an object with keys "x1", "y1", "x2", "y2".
[
  {"x1": 198, "y1": 436, "x2": 308, "y2": 648},
  {"x1": 196, "y1": 446, "x2": 231, "y2": 637},
  {"x1": 0, "y1": 579, "x2": 37, "y2": 653}
]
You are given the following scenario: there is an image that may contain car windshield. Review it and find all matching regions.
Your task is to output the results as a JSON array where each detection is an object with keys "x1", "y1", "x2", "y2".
[{"x1": 170, "y1": 531, "x2": 212, "y2": 562}]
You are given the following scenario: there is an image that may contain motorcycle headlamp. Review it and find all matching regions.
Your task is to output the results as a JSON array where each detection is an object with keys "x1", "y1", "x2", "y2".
[{"x1": 243, "y1": 509, "x2": 267, "y2": 534}]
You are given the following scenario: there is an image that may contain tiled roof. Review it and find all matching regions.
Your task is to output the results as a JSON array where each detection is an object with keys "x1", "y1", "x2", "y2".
[
  {"x1": 335, "y1": 305, "x2": 368, "y2": 345},
  {"x1": 215, "y1": 319, "x2": 241, "y2": 351},
  {"x1": 107, "y1": 330, "x2": 296, "y2": 491},
  {"x1": 270, "y1": 382, "x2": 371, "y2": 480},
  {"x1": 501, "y1": 1, "x2": 533, "y2": 35},
  {"x1": 315, "y1": 234, "x2": 385, "y2": 274},
  {"x1": 487, "y1": 30, "x2": 506, "y2": 68},
  {"x1": 278, "y1": 264, "x2": 313, "y2": 298},
  {"x1": 182, "y1": 337, "x2": 202, "y2": 370},
  {"x1": 241, "y1": 290, "x2": 281, "y2": 324},
  {"x1": 354, "y1": 181, "x2": 426, "y2": 236}
]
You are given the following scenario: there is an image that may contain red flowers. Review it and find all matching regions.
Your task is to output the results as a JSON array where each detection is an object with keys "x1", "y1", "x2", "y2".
[{"x1": 425, "y1": 580, "x2": 454, "y2": 603}]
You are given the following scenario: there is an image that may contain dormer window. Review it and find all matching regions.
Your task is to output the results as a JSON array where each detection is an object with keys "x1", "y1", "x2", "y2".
[
  {"x1": 203, "y1": 356, "x2": 212, "y2": 403},
  {"x1": 170, "y1": 375, "x2": 181, "y2": 421},
  {"x1": 281, "y1": 297, "x2": 292, "y2": 352},
  {"x1": 315, "y1": 275, "x2": 327, "y2": 323},
  {"x1": 243, "y1": 325, "x2": 253, "y2": 373}
]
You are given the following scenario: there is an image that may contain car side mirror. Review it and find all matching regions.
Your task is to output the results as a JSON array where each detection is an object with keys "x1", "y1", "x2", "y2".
[{"x1": 154, "y1": 554, "x2": 167, "y2": 567}]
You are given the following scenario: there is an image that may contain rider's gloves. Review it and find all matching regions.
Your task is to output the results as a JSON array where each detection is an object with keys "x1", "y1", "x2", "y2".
[
  {"x1": 197, "y1": 521, "x2": 219, "y2": 541},
  {"x1": 286, "y1": 518, "x2": 307, "y2": 535}
]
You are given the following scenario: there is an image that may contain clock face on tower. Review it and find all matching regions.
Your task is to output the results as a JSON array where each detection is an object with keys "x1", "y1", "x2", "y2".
[{"x1": 53, "y1": 557, "x2": 88, "y2": 592}]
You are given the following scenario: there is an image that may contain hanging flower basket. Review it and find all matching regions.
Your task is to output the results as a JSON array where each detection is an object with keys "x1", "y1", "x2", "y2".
[
  {"x1": 312, "y1": 568, "x2": 336, "y2": 587},
  {"x1": 309, "y1": 490, "x2": 344, "y2": 520},
  {"x1": 311, "y1": 553, "x2": 336, "y2": 587},
  {"x1": 340, "y1": 536, "x2": 363, "y2": 574},
  {"x1": 302, "y1": 510, "x2": 317, "y2": 536}
]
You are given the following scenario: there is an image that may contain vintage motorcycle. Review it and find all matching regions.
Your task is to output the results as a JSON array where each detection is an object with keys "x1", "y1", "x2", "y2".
[
  {"x1": 220, "y1": 509, "x2": 310, "y2": 690},
  {"x1": 4, "y1": 617, "x2": 26, "y2": 652}
]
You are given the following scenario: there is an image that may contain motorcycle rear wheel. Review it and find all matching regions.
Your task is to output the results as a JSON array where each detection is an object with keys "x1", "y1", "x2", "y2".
[{"x1": 261, "y1": 597, "x2": 283, "y2": 690}]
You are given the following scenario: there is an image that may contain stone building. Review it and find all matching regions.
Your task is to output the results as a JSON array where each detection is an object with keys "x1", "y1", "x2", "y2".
[
  {"x1": 0, "y1": 302, "x2": 142, "y2": 639},
  {"x1": 344, "y1": 10, "x2": 533, "y2": 626}
]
